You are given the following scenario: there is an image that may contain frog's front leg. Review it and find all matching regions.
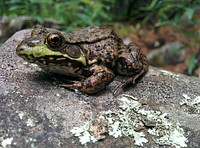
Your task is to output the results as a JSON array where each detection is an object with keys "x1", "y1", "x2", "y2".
[
  {"x1": 115, "y1": 42, "x2": 148, "y2": 94},
  {"x1": 61, "y1": 65, "x2": 114, "y2": 94}
]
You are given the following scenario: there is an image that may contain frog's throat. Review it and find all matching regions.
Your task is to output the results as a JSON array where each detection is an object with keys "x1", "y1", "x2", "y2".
[{"x1": 19, "y1": 45, "x2": 87, "y2": 66}]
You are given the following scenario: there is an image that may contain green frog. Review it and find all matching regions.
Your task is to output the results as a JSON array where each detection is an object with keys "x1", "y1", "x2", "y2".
[{"x1": 16, "y1": 25, "x2": 148, "y2": 94}]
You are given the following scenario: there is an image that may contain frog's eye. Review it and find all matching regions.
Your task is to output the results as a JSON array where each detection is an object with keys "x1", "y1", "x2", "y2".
[{"x1": 47, "y1": 33, "x2": 63, "y2": 48}]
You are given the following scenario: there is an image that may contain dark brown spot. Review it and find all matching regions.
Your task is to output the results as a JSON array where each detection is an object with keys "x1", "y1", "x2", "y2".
[
  {"x1": 89, "y1": 51, "x2": 96, "y2": 59},
  {"x1": 106, "y1": 52, "x2": 111, "y2": 59},
  {"x1": 81, "y1": 69, "x2": 93, "y2": 77},
  {"x1": 97, "y1": 47, "x2": 102, "y2": 51}
]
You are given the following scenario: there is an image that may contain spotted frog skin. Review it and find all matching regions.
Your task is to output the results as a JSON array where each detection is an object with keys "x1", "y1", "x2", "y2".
[{"x1": 16, "y1": 25, "x2": 148, "y2": 94}]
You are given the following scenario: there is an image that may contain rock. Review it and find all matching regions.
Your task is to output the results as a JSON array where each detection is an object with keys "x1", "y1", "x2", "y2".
[
  {"x1": 123, "y1": 37, "x2": 132, "y2": 45},
  {"x1": 194, "y1": 67, "x2": 200, "y2": 77},
  {"x1": 0, "y1": 29, "x2": 200, "y2": 147},
  {"x1": 0, "y1": 16, "x2": 37, "y2": 43},
  {"x1": 138, "y1": 29, "x2": 165, "y2": 49},
  {"x1": 147, "y1": 41, "x2": 186, "y2": 66},
  {"x1": 0, "y1": 16, "x2": 63, "y2": 43}
]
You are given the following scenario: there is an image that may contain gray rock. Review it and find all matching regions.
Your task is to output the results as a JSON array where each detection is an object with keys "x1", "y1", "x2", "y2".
[
  {"x1": 147, "y1": 41, "x2": 186, "y2": 66},
  {"x1": 0, "y1": 16, "x2": 63, "y2": 43},
  {"x1": 0, "y1": 16, "x2": 36, "y2": 43},
  {"x1": 0, "y1": 29, "x2": 200, "y2": 147}
]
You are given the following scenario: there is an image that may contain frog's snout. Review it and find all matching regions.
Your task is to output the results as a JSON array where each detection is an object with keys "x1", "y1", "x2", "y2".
[
  {"x1": 16, "y1": 41, "x2": 26, "y2": 54},
  {"x1": 16, "y1": 37, "x2": 42, "y2": 53}
]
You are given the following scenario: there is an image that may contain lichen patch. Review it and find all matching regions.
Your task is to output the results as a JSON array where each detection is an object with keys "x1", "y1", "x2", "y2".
[
  {"x1": 180, "y1": 94, "x2": 200, "y2": 114},
  {"x1": 70, "y1": 94, "x2": 188, "y2": 147}
]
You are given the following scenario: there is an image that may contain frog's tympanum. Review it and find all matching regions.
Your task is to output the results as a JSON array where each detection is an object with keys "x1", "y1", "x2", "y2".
[{"x1": 16, "y1": 25, "x2": 148, "y2": 94}]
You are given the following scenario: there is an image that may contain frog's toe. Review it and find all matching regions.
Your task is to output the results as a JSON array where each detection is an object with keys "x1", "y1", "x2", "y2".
[
  {"x1": 60, "y1": 82, "x2": 83, "y2": 92},
  {"x1": 60, "y1": 81, "x2": 103, "y2": 94}
]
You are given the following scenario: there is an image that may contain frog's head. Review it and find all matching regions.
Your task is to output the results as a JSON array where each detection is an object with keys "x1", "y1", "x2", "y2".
[{"x1": 16, "y1": 25, "x2": 86, "y2": 69}]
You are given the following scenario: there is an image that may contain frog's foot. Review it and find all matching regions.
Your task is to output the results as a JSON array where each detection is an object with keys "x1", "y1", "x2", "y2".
[
  {"x1": 114, "y1": 42, "x2": 148, "y2": 95},
  {"x1": 113, "y1": 70, "x2": 145, "y2": 95},
  {"x1": 61, "y1": 65, "x2": 114, "y2": 94}
]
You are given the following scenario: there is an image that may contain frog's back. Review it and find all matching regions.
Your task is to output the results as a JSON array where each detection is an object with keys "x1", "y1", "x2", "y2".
[
  {"x1": 64, "y1": 26, "x2": 116, "y2": 43},
  {"x1": 65, "y1": 26, "x2": 122, "y2": 67}
]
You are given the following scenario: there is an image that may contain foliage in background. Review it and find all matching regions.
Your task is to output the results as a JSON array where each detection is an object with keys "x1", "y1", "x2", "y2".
[
  {"x1": 1, "y1": 0, "x2": 200, "y2": 28},
  {"x1": 111, "y1": 0, "x2": 200, "y2": 26},
  {"x1": 177, "y1": 28, "x2": 200, "y2": 75},
  {"x1": 0, "y1": 0, "x2": 116, "y2": 31}
]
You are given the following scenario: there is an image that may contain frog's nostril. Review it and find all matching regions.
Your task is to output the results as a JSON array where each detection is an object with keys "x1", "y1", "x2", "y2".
[
  {"x1": 27, "y1": 41, "x2": 36, "y2": 47},
  {"x1": 16, "y1": 45, "x2": 25, "y2": 54}
]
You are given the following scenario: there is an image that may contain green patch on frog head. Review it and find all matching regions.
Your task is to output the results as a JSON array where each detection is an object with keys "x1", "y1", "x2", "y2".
[{"x1": 17, "y1": 39, "x2": 86, "y2": 66}]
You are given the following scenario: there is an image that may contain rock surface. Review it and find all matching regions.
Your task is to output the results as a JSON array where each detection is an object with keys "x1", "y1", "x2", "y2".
[
  {"x1": 147, "y1": 41, "x2": 186, "y2": 67},
  {"x1": 0, "y1": 29, "x2": 200, "y2": 147}
]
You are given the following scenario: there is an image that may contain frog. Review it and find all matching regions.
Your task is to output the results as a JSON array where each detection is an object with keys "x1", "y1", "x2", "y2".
[{"x1": 16, "y1": 25, "x2": 148, "y2": 94}]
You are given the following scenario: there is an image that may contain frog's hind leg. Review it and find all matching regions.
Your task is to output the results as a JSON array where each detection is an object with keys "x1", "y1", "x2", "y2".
[
  {"x1": 61, "y1": 65, "x2": 114, "y2": 94},
  {"x1": 114, "y1": 42, "x2": 148, "y2": 95}
]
